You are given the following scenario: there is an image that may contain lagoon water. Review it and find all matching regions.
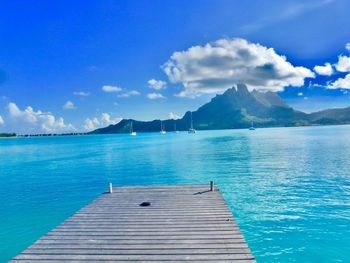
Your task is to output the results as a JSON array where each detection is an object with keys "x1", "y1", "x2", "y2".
[{"x1": 1, "y1": 126, "x2": 350, "y2": 262}]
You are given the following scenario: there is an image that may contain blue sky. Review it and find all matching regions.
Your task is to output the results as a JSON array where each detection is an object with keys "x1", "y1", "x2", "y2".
[{"x1": 0, "y1": 0, "x2": 350, "y2": 133}]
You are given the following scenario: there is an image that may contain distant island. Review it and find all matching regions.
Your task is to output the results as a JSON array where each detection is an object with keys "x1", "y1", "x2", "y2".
[
  {"x1": 91, "y1": 84, "x2": 350, "y2": 134},
  {"x1": 17, "y1": 133, "x2": 86, "y2": 138},
  {"x1": 0, "y1": 133, "x2": 86, "y2": 138},
  {"x1": 0, "y1": 133, "x2": 16, "y2": 138}
]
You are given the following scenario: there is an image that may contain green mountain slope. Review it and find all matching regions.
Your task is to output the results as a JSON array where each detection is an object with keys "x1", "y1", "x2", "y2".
[{"x1": 91, "y1": 84, "x2": 350, "y2": 134}]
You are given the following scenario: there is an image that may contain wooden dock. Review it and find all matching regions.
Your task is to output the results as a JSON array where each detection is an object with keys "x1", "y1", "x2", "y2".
[{"x1": 11, "y1": 184, "x2": 255, "y2": 262}]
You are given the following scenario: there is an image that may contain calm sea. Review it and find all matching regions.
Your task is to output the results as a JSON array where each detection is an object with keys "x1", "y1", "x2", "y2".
[{"x1": 1, "y1": 126, "x2": 350, "y2": 262}]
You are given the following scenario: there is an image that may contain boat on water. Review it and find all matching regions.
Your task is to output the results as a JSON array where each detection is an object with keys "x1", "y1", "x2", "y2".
[
  {"x1": 160, "y1": 120, "x2": 166, "y2": 134},
  {"x1": 188, "y1": 112, "x2": 196, "y2": 134},
  {"x1": 249, "y1": 121, "x2": 255, "y2": 130},
  {"x1": 130, "y1": 121, "x2": 137, "y2": 136}
]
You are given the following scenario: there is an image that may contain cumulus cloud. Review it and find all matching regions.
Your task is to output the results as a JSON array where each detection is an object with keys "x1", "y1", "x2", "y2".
[
  {"x1": 346, "y1": 43, "x2": 350, "y2": 52},
  {"x1": 163, "y1": 38, "x2": 314, "y2": 97},
  {"x1": 148, "y1": 79, "x2": 167, "y2": 90},
  {"x1": 83, "y1": 118, "x2": 99, "y2": 131},
  {"x1": 83, "y1": 113, "x2": 122, "y2": 131},
  {"x1": 118, "y1": 90, "x2": 140, "y2": 98},
  {"x1": 328, "y1": 73, "x2": 350, "y2": 89},
  {"x1": 63, "y1": 101, "x2": 76, "y2": 110},
  {"x1": 0, "y1": 115, "x2": 4, "y2": 125},
  {"x1": 147, "y1": 93, "x2": 165, "y2": 100},
  {"x1": 297, "y1": 92, "x2": 303, "y2": 96},
  {"x1": 7, "y1": 102, "x2": 75, "y2": 133},
  {"x1": 73, "y1": 91, "x2": 90, "y2": 96},
  {"x1": 169, "y1": 112, "x2": 180, "y2": 120},
  {"x1": 102, "y1": 85, "x2": 122, "y2": 93},
  {"x1": 314, "y1": 62, "x2": 333, "y2": 76},
  {"x1": 335, "y1": 55, "x2": 350, "y2": 73}
]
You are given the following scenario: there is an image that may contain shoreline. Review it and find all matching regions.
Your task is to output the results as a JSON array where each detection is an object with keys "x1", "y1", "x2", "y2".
[{"x1": 2, "y1": 123, "x2": 350, "y2": 139}]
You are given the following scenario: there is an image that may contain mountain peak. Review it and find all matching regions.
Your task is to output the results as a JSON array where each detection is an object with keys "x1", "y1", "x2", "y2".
[
  {"x1": 90, "y1": 86, "x2": 350, "y2": 135},
  {"x1": 251, "y1": 89, "x2": 288, "y2": 108},
  {"x1": 236, "y1": 83, "x2": 249, "y2": 94}
]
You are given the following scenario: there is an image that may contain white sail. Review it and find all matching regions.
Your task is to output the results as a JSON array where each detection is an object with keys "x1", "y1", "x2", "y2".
[
  {"x1": 130, "y1": 121, "x2": 137, "y2": 136},
  {"x1": 188, "y1": 112, "x2": 196, "y2": 134},
  {"x1": 160, "y1": 120, "x2": 166, "y2": 134}
]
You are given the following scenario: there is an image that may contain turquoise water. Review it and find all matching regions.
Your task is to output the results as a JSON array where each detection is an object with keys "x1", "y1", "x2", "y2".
[{"x1": 1, "y1": 126, "x2": 350, "y2": 262}]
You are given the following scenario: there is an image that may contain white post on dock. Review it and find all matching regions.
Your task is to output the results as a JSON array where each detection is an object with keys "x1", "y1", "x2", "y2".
[
  {"x1": 108, "y1": 182, "x2": 113, "y2": 193},
  {"x1": 210, "y1": 181, "x2": 214, "y2": 191}
]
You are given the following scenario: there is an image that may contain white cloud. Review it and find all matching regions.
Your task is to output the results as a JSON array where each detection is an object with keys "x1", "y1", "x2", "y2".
[
  {"x1": 328, "y1": 73, "x2": 350, "y2": 89},
  {"x1": 169, "y1": 112, "x2": 180, "y2": 120},
  {"x1": 83, "y1": 117, "x2": 100, "y2": 131},
  {"x1": 147, "y1": 93, "x2": 165, "y2": 100},
  {"x1": 163, "y1": 38, "x2": 314, "y2": 97},
  {"x1": 335, "y1": 55, "x2": 350, "y2": 72},
  {"x1": 346, "y1": 43, "x2": 350, "y2": 52},
  {"x1": 102, "y1": 85, "x2": 122, "y2": 93},
  {"x1": 83, "y1": 113, "x2": 122, "y2": 131},
  {"x1": 0, "y1": 115, "x2": 4, "y2": 125},
  {"x1": 73, "y1": 91, "x2": 90, "y2": 96},
  {"x1": 8, "y1": 103, "x2": 38, "y2": 123},
  {"x1": 118, "y1": 90, "x2": 140, "y2": 98},
  {"x1": 297, "y1": 92, "x2": 303, "y2": 96},
  {"x1": 100, "y1": 113, "x2": 119, "y2": 126},
  {"x1": 313, "y1": 62, "x2": 333, "y2": 76},
  {"x1": 148, "y1": 79, "x2": 167, "y2": 90},
  {"x1": 174, "y1": 91, "x2": 196, "y2": 99},
  {"x1": 310, "y1": 82, "x2": 325, "y2": 88},
  {"x1": 7, "y1": 102, "x2": 75, "y2": 134},
  {"x1": 63, "y1": 101, "x2": 76, "y2": 110}
]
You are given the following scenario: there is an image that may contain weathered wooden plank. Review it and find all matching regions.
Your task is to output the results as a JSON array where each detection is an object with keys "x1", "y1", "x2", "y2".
[
  {"x1": 78, "y1": 208, "x2": 231, "y2": 212},
  {"x1": 11, "y1": 184, "x2": 255, "y2": 262},
  {"x1": 21, "y1": 250, "x2": 252, "y2": 256},
  {"x1": 65, "y1": 217, "x2": 235, "y2": 222},
  {"x1": 44, "y1": 234, "x2": 243, "y2": 240},
  {"x1": 71, "y1": 213, "x2": 233, "y2": 218},
  {"x1": 42, "y1": 234, "x2": 245, "y2": 240},
  {"x1": 13, "y1": 254, "x2": 254, "y2": 261},
  {"x1": 58, "y1": 223, "x2": 238, "y2": 228},
  {"x1": 84, "y1": 203, "x2": 229, "y2": 207},
  {"x1": 33, "y1": 238, "x2": 246, "y2": 246},
  {"x1": 12, "y1": 260, "x2": 256, "y2": 263},
  {"x1": 72, "y1": 213, "x2": 234, "y2": 217},
  {"x1": 57, "y1": 222, "x2": 238, "y2": 227},
  {"x1": 55, "y1": 226, "x2": 238, "y2": 231},
  {"x1": 40, "y1": 237, "x2": 247, "y2": 242},
  {"x1": 30, "y1": 243, "x2": 249, "y2": 249},
  {"x1": 52, "y1": 227, "x2": 241, "y2": 232}
]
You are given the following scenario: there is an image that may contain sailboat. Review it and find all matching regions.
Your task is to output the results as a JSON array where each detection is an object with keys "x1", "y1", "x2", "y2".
[
  {"x1": 249, "y1": 121, "x2": 255, "y2": 130},
  {"x1": 188, "y1": 111, "x2": 196, "y2": 134},
  {"x1": 160, "y1": 120, "x2": 166, "y2": 134},
  {"x1": 130, "y1": 121, "x2": 137, "y2": 136}
]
